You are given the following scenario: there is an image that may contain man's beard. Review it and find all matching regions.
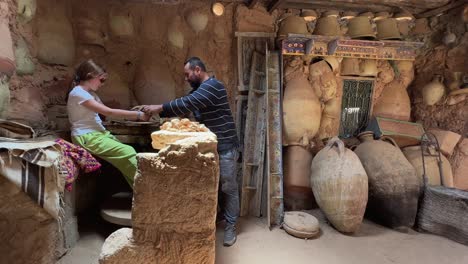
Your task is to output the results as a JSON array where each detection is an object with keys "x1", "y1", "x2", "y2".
[{"x1": 189, "y1": 79, "x2": 201, "y2": 89}]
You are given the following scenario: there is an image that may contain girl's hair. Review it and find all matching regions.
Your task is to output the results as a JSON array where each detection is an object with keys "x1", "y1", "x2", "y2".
[{"x1": 71, "y1": 59, "x2": 106, "y2": 88}]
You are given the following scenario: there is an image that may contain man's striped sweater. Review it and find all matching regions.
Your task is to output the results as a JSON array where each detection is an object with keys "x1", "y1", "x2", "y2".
[{"x1": 159, "y1": 77, "x2": 239, "y2": 152}]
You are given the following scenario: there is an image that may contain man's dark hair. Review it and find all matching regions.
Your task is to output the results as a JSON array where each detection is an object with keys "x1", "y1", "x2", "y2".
[{"x1": 184, "y1": 57, "x2": 206, "y2": 72}]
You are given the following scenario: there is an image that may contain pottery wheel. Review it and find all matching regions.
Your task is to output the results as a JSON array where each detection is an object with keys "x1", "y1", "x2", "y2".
[{"x1": 100, "y1": 192, "x2": 133, "y2": 227}]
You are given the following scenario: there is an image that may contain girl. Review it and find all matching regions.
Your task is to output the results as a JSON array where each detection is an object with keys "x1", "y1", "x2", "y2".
[{"x1": 67, "y1": 59, "x2": 149, "y2": 188}]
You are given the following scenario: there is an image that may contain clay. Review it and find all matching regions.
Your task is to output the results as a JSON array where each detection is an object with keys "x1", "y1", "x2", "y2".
[
  {"x1": 168, "y1": 16, "x2": 185, "y2": 49},
  {"x1": 318, "y1": 97, "x2": 341, "y2": 140},
  {"x1": 422, "y1": 75, "x2": 445, "y2": 106},
  {"x1": 0, "y1": 2, "x2": 15, "y2": 76},
  {"x1": 0, "y1": 77, "x2": 10, "y2": 118},
  {"x1": 452, "y1": 139, "x2": 468, "y2": 190},
  {"x1": 284, "y1": 146, "x2": 315, "y2": 211},
  {"x1": 186, "y1": 10, "x2": 208, "y2": 33},
  {"x1": 373, "y1": 80, "x2": 412, "y2": 121},
  {"x1": 235, "y1": 5, "x2": 275, "y2": 32},
  {"x1": 160, "y1": 118, "x2": 209, "y2": 132},
  {"x1": 354, "y1": 132, "x2": 419, "y2": 229},
  {"x1": 282, "y1": 74, "x2": 321, "y2": 146},
  {"x1": 14, "y1": 37, "x2": 35, "y2": 75},
  {"x1": 427, "y1": 128, "x2": 461, "y2": 156},
  {"x1": 109, "y1": 8, "x2": 134, "y2": 37},
  {"x1": 309, "y1": 60, "x2": 337, "y2": 103},
  {"x1": 17, "y1": 0, "x2": 36, "y2": 23},
  {"x1": 311, "y1": 138, "x2": 368, "y2": 233}
]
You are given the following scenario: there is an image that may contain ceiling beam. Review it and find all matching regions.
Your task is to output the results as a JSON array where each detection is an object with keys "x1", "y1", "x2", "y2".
[
  {"x1": 416, "y1": 0, "x2": 466, "y2": 18},
  {"x1": 284, "y1": 1, "x2": 397, "y2": 12},
  {"x1": 268, "y1": 0, "x2": 288, "y2": 12}
]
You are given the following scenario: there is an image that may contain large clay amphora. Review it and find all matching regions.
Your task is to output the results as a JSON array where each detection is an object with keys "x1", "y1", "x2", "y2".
[
  {"x1": 354, "y1": 132, "x2": 419, "y2": 229},
  {"x1": 402, "y1": 146, "x2": 454, "y2": 188},
  {"x1": 372, "y1": 80, "x2": 411, "y2": 121},
  {"x1": 422, "y1": 75, "x2": 445, "y2": 106},
  {"x1": 283, "y1": 75, "x2": 321, "y2": 146},
  {"x1": 284, "y1": 146, "x2": 315, "y2": 210},
  {"x1": 311, "y1": 137, "x2": 368, "y2": 233},
  {"x1": 309, "y1": 60, "x2": 337, "y2": 102}
]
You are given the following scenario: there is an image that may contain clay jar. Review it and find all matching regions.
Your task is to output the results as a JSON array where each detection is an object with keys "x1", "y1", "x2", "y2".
[
  {"x1": 278, "y1": 15, "x2": 309, "y2": 38},
  {"x1": 354, "y1": 132, "x2": 419, "y2": 229},
  {"x1": 284, "y1": 146, "x2": 315, "y2": 210},
  {"x1": 372, "y1": 80, "x2": 411, "y2": 121},
  {"x1": 402, "y1": 146, "x2": 454, "y2": 188},
  {"x1": 313, "y1": 16, "x2": 341, "y2": 36},
  {"x1": 422, "y1": 75, "x2": 445, "y2": 106},
  {"x1": 309, "y1": 59, "x2": 337, "y2": 102},
  {"x1": 282, "y1": 74, "x2": 321, "y2": 146},
  {"x1": 318, "y1": 97, "x2": 341, "y2": 140},
  {"x1": 311, "y1": 138, "x2": 368, "y2": 233}
]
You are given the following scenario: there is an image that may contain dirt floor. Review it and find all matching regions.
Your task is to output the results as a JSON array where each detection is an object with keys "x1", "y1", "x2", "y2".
[{"x1": 58, "y1": 210, "x2": 468, "y2": 264}]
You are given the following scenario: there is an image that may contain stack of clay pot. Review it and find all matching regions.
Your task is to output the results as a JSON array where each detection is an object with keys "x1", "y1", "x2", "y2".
[
  {"x1": 278, "y1": 14, "x2": 309, "y2": 39},
  {"x1": 354, "y1": 132, "x2": 419, "y2": 230},
  {"x1": 347, "y1": 13, "x2": 376, "y2": 40},
  {"x1": 283, "y1": 59, "x2": 321, "y2": 210},
  {"x1": 311, "y1": 137, "x2": 368, "y2": 233},
  {"x1": 313, "y1": 11, "x2": 341, "y2": 36}
]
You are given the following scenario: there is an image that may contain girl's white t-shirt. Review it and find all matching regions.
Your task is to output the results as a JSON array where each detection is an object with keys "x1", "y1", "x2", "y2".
[{"x1": 67, "y1": 86, "x2": 105, "y2": 136}]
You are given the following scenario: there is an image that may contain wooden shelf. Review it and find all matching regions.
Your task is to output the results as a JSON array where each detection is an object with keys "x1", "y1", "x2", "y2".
[{"x1": 282, "y1": 34, "x2": 424, "y2": 61}]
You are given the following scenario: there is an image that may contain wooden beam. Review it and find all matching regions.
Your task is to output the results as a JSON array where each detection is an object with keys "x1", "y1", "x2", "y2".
[
  {"x1": 248, "y1": 0, "x2": 259, "y2": 8},
  {"x1": 284, "y1": 1, "x2": 396, "y2": 12},
  {"x1": 284, "y1": 0, "x2": 450, "y2": 9},
  {"x1": 268, "y1": 0, "x2": 287, "y2": 12},
  {"x1": 416, "y1": 0, "x2": 467, "y2": 18}
]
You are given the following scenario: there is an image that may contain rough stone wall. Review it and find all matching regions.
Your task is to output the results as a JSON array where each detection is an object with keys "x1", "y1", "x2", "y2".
[
  {"x1": 4, "y1": 0, "x2": 248, "y2": 131},
  {"x1": 408, "y1": 8, "x2": 467, "y2": 135},
  {"x1": 100, "y1": 132, "x2": 219, "y2": 264}
]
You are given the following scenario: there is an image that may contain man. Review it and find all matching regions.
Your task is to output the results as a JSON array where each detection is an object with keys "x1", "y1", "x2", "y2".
[{"x1": 142, "y1": 57, "x2": 240, "y2": 247}]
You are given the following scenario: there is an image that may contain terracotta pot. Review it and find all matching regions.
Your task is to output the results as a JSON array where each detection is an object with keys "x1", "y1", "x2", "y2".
[
  {"x1": 301, "y1": 10, "x2": 318, "y2": 22},
  {"x1": 376, "y1": 18, "x2": 401, "y2": 40},
  {"x1": 311, "y1": 137, "x2": 368, "y2": 233},
  {"x1": 347, "y1": 16, "x2": 376, "y2": 40},
  {"x1": 354, "y1": 132, "x2": 419, "y2": 229},
  {"x1": 372, "y1": 80, "x2": 411, "y2": 121},
  {"x1": 402, "y1": 146, "x2": 454, "y2": 188},
  {"x1": 359, "y1": 59, "x2": 378, "y2": 77},
  {"x1": 309, "y1": 60, "x2": 337, "y2": 102},
  {"x1": 373, "y1": 12, "x2": 390, "y2": 21},
  {"x1": 313, "y1": 16, "x2": 341, "y2": 36},
  {"x1": 283, "y1": 75, "x2": 321, "y2": 146},
  {"x1": 323, "y1": 10, "x2": 340, "y2": 18},
  {"x1": 0, "y1": 3, "x2": 15, "y2": 76},
  {"x1": 340, "y1": 58, "x2": 360, "y2": 76},
  {"x1": 0, "y1": 77, "x2": 10, "y2": 118},
  {"x1": 284, "y1": 146, "x2": 316, "y2": 210},
  {"x1": 323, "y1": 56, "x2": 340, "y2": 73},
  {"x1": 422, "y1": 75, "x2": 445, "y2": 106},
  {"x1": 278, "y1": 15, "x2": 309, "y2": 38}
]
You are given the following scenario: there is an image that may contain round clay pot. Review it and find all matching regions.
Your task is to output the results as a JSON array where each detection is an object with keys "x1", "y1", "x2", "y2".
[
  {"x1": 313, "y1": 16, "x2": 341, "y2": 36},
  {"x1": 347, "y1": 16, "x2": 376, "y2": 40},
  {"x1": 354, "y1": 132, "x2": 419, "y2": 229},
  {"x1": 402, "y1": 146, "x2": 454, "y2": 188},
  {"x1": 422, "y1": 75, "x2": 445, "y2": 106},
  {"x1": 278, "y1": 15, "x2": 309, "y2": 38},
  {"x1": 376, "y1": 18, "x2": 402, "y2": 40},
  {"x1": 311, "y1": 137, "x2": 368, "y2": 233}
]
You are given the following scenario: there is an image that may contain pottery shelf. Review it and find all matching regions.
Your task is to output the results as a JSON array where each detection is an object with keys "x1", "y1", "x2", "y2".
[{"x1": 281, "y1": 34, "x2": 424, "y2": 61}]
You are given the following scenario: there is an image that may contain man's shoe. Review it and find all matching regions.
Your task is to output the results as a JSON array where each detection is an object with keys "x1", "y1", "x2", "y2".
[{"x1": 223, "y1": 224, "x2": 237, "y2": 247}]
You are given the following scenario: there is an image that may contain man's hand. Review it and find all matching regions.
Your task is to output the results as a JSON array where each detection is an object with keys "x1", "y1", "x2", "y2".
[
  {"x1": 141, "y1": 105, "x2": 163, "y2": 115},
  {"x1": 140, "y1": 111, "x2": 151, "y2": 121}
]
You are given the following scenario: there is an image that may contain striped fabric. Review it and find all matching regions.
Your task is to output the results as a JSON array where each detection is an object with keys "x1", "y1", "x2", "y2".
[{"x1": 160, "y1": 77, "x2": 239, "y2": 151}]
